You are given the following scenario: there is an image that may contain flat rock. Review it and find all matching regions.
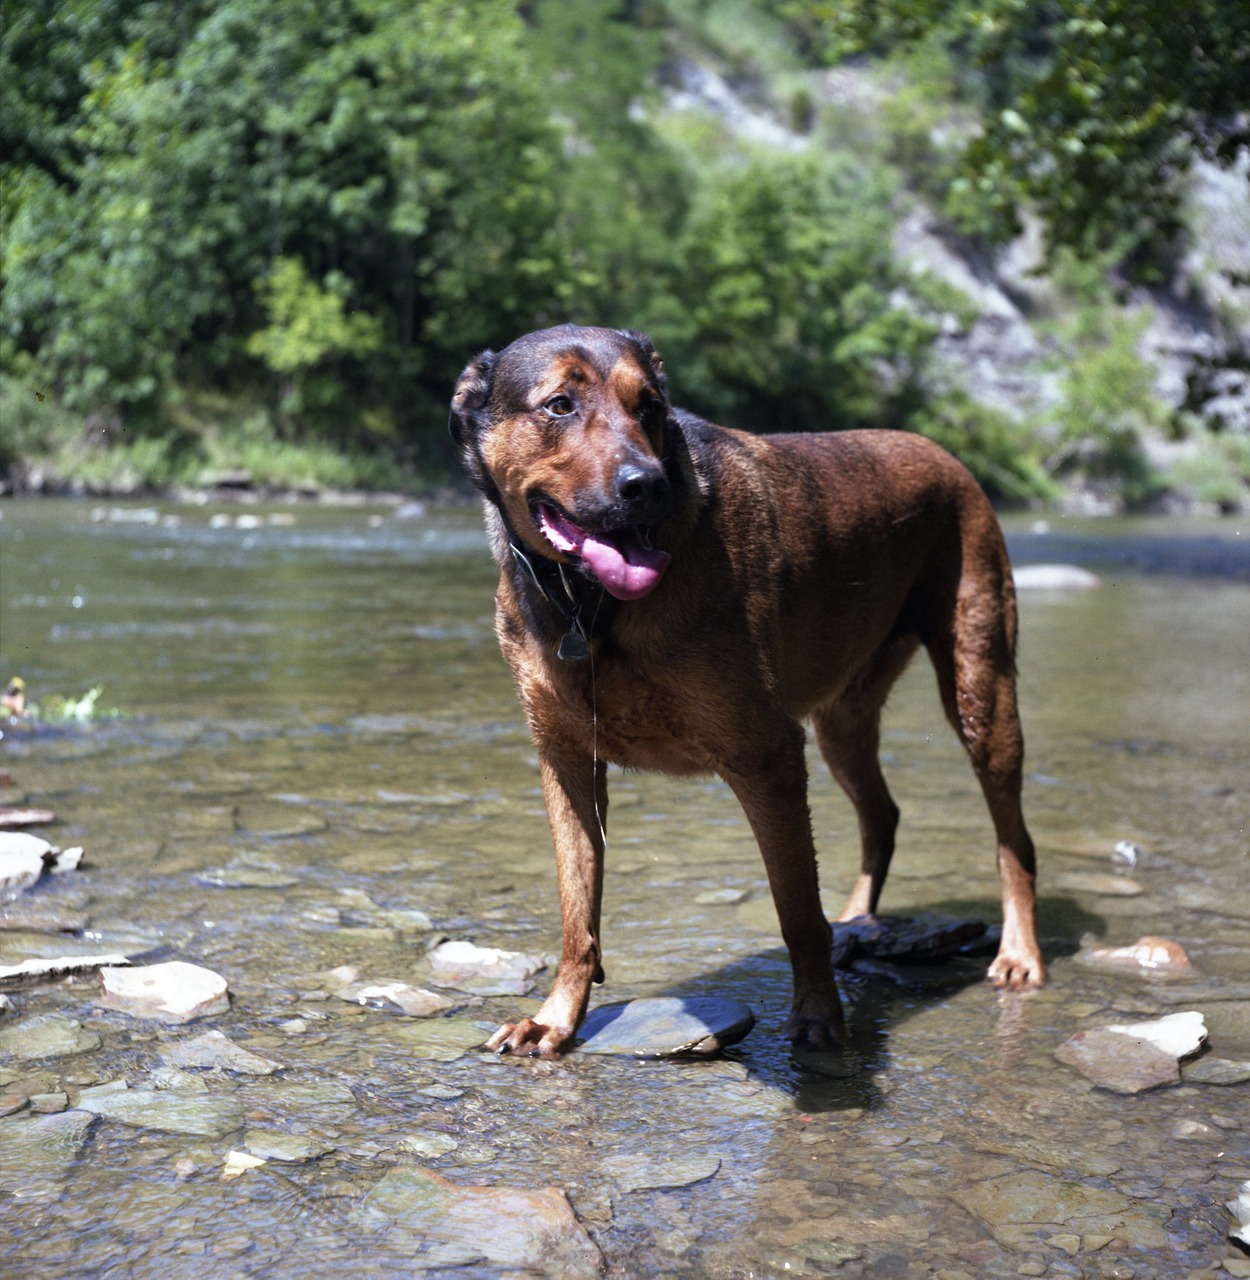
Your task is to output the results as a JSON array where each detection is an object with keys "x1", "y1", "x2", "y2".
[
  {"x1": 1175, "y1": 883, "x2": 1250, "y2": 920},
  {"x1": 952, "y1": 1170, "x2": 1168, "y2": 1250},
  {"x1": 0, "y1": 832, "x2": 84, "y2": 898},
  {"x1": 1013, "y1": 564, "x2": 1101, "y2": 590},
  {"x1": 76, "y1": 1087, "x2": 245, "y2": 1138},
  {"x1": 362, "y1": 1166, "x2": 603, "y2": 1275},
  {"x1": 243, "y1": 1128, "x2": 334, "y2": 1162},
  {"x1": 0, "y1": 1013, "x2": 101, "y2": 1060},
  {"x1": 162, "y1": 1029, "x2": 281, "y2": 1075},
  {"x1": 575, "y1": 997, "x2": 755, "y2": 1057},
  {"x1": 1054, "y1": 1027, "x2": 1180, "y2": 1093},
  {"x1": 1105, "y1": 1010, "x2": 1207, "y2": 1058},
  {"x1": 196, "y1": 865, "x2": 300, "y2": 889},
  {"x1": 0, "y1": 954, "x2": 131, "y2": 987},
  {"x1": 1202, "y1": 1000, "x2": 1250, "y2": 1051},
  {"x1": 1055, "y1": 871, "x2": 1144, "y2": 896},
  {"x1": 600, "y1": 1152, "x2": 721, "y2": 1192},
  {"x1": 831, "y1": 914, "x2": 990, "y2": 968},
  {"x1": 233, "y1": 804, "x2": 327, "y2": 838},
  {"x1": 337, "y1": 980, "x2": 452, "y2": 1017},
  {"x1": 0, "y1": 1110, "x2": 96, "y2": 1199},
  {"x1": 98, "y1": 961, "x2": 229, "y2": 1023},
  {"x1": 379, "y1": 1017, "x2": 489, "y2": 1061},
  {"x1": 263, "y1": 1080, "x2": 357, "y2": 1108},
  {"x1": 1076, "y1": 935, "x2": 1194, "y2": 979},
  {"x1": 0, "y1": 807, "x2": 56, "y2": 829},
  {"x1": 1183, "y1": 1056, "x2": 1250, "y2": 1085},
  {"x1": 424, "y1": 940, "x2": 545, "y2": 996}
]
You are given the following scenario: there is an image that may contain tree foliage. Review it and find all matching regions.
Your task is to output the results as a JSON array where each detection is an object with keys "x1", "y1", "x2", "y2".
[
  {"x1": 780, "y1": 0, "x2": 1250, "y2": 273},
  {"x1": 4, "y1": 0, "x2": 1182, "y2": 501}
]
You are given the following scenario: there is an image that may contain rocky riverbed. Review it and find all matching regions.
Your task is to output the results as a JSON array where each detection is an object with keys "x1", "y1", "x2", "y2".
[{"x1": 1, "y1": 501, "x2": 1248, "y2": 1278}]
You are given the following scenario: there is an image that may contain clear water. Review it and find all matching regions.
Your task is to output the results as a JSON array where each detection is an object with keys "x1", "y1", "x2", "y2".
[{"x1": 1, "y1": 500, "x2": 1247, "y2": 1278}]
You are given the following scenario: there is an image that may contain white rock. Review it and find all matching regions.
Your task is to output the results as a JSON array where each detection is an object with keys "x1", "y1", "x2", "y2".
[
  {"x1": 0, "y1": 954, "x2": 130, "y2": 984},
  {"x1": 98, "y1": 961, "x2": 230, "y2": 1024},
  {"x1": 222, "y1": 1150, "x2": 266, "y2": 1180},
  {"x1": 0, "y1": 832, "x2": 84, "y2": 897},
  {"x1": 1013, "y1": 564, "x2": 1101, "y2": 590},
  {"x1": 425, "y1": 940, "x2": 545, "y2": 994},
  {"x1": 341, "y1": 980, "x2": 452, "y2": 1017},
  {"x1": 1105, "y1": 1010, "x2": 1208, "y2": 1060},
  {"x1": 1229, "y1": 1179, "x2": 1250, "y2": 1247}
]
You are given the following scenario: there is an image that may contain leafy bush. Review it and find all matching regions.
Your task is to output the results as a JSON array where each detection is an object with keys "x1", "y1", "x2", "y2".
[{"x1": 658, "y1": 152, "x2": 943, "y2": 434}]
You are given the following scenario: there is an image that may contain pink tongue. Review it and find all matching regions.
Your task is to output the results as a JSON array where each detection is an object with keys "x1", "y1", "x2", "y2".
[
  {"x1": 538, "y1": 506, "x2": 670, "y2": 601},
  {"x1": 580, "y1": 533, "x2": 671, "y2": 601}
]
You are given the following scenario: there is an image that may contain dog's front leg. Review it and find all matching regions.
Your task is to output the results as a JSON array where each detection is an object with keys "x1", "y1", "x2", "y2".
[
  {"x1": 485, "y1": 749, "x2": 607, "y2": 1059},
  {"x1": 722, "y1": 729, "x2": 845, "y2": 1051}
]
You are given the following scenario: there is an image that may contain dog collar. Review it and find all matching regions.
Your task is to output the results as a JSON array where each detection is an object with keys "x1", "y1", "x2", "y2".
[{"x1": 508, "y1": 540, "x2": 598, "y2": 661}]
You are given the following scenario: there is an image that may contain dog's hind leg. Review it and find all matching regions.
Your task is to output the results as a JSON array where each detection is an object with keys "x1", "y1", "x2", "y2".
[
  {"x1": 815, "y1": 639, "x2": 918, "y2": 922},
  {"x1": 924, "y1": 582, "x2": 1045, "y2": 989}
]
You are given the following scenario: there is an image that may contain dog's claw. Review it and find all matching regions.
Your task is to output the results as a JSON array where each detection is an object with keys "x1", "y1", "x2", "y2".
[
  {"x1": 987, "y1": 951, "x2": 1046, "y2": 989},
  {"x1": 485, "y1": 1017, "x2": 573, "y2": 1060}
]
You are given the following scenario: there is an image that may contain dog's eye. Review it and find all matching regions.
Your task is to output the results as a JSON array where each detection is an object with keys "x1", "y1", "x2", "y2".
[{"x1": 543, "y1": 395, "x2": 575, "y2": 418}]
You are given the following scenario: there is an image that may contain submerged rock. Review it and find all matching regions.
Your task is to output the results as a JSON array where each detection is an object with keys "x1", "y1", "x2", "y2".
[
  {"x1": 243, "y1": 1128, "x2": 334, "y2": 1163},
  {"x1": 575, "y1": 997, "x2": 755, "y2": 1057},
  {"x1": 1054, "y1": 871, "x2": 1144, "y2": 896},
  {"x1": 0, "y1": 1109, "x2": 95, "y2": 1200},
  {"x1": 196, "y1": 859, "x2": 300, "y2": 889},
  {"x1": 1055, "y1": 1013, "x2": 1207, "y2": 1093},
  {"x1": 76, "y1": 1086, "x2": 245, "y2": 1138},
  {"x1": 362, "y1": 1166, "x2": 603, "y2": 1275},
  {"x1": 1184, "y1": 1056, "x2": 1250, "y2": 1086},
  {"x1": 162, "y1": 1029, "x2": 281, "y2": 1075},
  {"x1": 952, "y1": 1169, "x2": 1168, "y2": 1250},
  {"x1": 1055, "y1": 1028, "x2": 1180, "y2": 1093},
  {"x1": 600, "y1": 1151, "x2": 721, "y2": 1193},
  {"x1": 0, "y1": 1013, "x2": 101, "y2": 1060},
  {"x1": 380, "y1": 1017, "x2": 490, "y2": 1062},
  {"x1": 337, "y1": 979, "x2": 452, "y2": 1017},
  {"x1": 98, "y1": 960, "x2": 230, "y2": 1023},
  {"x1": 221, "y1": 1149, "x2": 266, "y2": 1180},
  {"x1": 424, "y1": 940, "x2": 545, "y2": 996},
  {"x1": 1076, "y1": 935, "x2": 1194, "y2": 979}
]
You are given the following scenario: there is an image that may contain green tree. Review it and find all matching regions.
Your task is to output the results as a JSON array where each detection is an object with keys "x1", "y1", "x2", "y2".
[
  {"x1": 778, "y1": 0, "x2": 1250, "y2": 273},
  {"x1": 659, "y1": 152, "x2": 943, "y2": 434}
]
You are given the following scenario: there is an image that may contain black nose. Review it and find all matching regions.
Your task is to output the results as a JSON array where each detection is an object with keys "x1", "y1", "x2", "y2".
[{"x1": 615, "y1": 462, "x2": 669, "y2": 523}]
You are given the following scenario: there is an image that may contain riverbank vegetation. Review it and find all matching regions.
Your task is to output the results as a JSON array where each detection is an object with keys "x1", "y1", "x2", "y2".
[{"x1": 3, "y1": 0, "x2": 1248, "y2": 508}]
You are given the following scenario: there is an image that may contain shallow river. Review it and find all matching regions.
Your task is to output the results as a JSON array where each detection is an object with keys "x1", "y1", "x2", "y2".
[{"x1": 1, "y1": 499, "x2": 1247, "y2": 1279}]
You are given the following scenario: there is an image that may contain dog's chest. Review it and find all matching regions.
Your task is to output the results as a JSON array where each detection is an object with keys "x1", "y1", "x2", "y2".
[{"x1": 552, "y1": 659, "x2": 720, "y2": 776}]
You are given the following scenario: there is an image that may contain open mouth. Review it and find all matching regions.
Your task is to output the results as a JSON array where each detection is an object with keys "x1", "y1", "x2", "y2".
[{"x1": 535, "y1": 503, "x2": 671, "y2": 601}]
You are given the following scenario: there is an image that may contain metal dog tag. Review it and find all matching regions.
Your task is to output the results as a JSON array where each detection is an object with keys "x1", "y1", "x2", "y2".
[{"x1": 558, "y1": 631, "x2": 590, "y2": 661}]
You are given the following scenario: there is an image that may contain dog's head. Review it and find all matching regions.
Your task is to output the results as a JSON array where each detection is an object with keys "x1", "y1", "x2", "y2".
[{"x1": 450, "y1": 325, "x2": 678, "y2": 601}]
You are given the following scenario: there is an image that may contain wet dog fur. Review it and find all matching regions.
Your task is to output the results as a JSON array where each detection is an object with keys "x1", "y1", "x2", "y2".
[{"x1": 450, "y1": 324, "x2": 1044, "y2": 1058}]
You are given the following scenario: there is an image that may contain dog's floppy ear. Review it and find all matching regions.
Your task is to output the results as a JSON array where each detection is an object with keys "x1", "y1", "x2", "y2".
[
  {"x1": 449, "y1": 350, "x2": 496, "y2": 448},
  {"x1": 623, "y1": 329, "x2": 668, "y2": 399}
]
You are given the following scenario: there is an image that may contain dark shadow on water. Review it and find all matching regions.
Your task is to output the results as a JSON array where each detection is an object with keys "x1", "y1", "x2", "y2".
[{"x1": 638, "y1": 894, "x2": 1105, "y2": 1112}]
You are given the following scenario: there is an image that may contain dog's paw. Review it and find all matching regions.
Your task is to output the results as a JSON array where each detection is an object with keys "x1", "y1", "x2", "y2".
[
  {"x1": 987, "y1": 950, "x2": 1046, "y2": 989},
  {"x1": 485, "y1": 1017, "x2": 573, "y2": 1059},
  {"x1": 782, "y1": 1008, "x2": 844, "y2": 1052}
]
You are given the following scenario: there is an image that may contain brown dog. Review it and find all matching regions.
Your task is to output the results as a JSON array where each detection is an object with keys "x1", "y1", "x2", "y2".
[{"x1": 450, "y1": 324, "x2": 1043, "y2": 1058}]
